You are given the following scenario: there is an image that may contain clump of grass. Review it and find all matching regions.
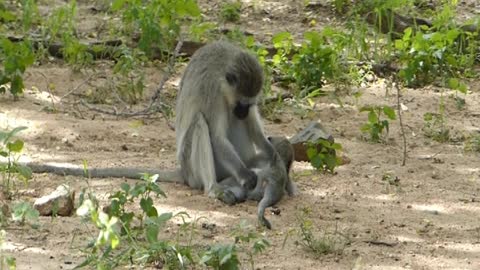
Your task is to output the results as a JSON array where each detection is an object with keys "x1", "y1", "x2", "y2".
[{"x1": 221, "y1": 1, "x2": 242, "y2": 22}]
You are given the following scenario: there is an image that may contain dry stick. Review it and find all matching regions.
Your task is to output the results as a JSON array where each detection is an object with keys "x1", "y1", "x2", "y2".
[
  {"x1": 60, "y1": 72, "x2": 98, "y2": 101},
  {"x1": 79, "y1": 40, "x2": 184, "y2": 129},
  {"x1": 395, "y1": 79, "x2": 407, "y2": 166},
  {"x1": 37, "y1": 71, "x2": 57, "y2": 111},
  {"x1": 264, "y1": 93, "x2": 293, "y2": 104}
]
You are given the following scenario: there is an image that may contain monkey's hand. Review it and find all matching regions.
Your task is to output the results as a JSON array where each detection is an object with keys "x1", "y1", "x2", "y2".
[{"x1": 238, "y1": 169, "x2": 257, "y2": 190}]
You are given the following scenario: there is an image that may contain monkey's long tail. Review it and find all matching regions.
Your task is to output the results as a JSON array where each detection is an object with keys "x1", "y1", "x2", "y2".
[
  {"x1": 11, "y1": 162, "x2": 183, "y2": 183},
  {"x1": 257, "y1": 197, "x2": 273, "y2": 230}
]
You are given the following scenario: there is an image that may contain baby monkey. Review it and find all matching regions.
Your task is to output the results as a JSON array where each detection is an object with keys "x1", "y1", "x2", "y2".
[{"x1": 220, "y1": 136, "x2": 296, "y2": 229}]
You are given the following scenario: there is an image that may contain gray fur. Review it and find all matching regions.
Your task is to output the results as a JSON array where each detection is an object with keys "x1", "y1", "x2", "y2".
[
  {"x1": 175, "y1": 40, "x2": 275, "y2": 203},
  {"x1": 219, "y1": 136, "x2": 296, "y2": 229}
]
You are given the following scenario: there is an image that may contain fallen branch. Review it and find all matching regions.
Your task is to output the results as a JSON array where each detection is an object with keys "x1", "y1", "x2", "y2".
[
  {"x1": 364, "y1": 8, "x2": 479, "y2": 40},
  {"x1": 264, "y1": 93, "x2": 293, "y2": 104},
  {"x1": 363, "y1": 240, "x2": 398, "y2": 247},
  {"x1": 79, "y1": 40, "x2": 184, "y2": 130}
]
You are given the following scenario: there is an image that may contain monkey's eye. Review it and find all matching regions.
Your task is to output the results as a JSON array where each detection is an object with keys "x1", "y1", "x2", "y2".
[
  {"x1": 225, "y1": 72, "x2": 237, "y2": 85},
  {"x1": 267, "y1": 136, "x2": 272, "y2": 141}
]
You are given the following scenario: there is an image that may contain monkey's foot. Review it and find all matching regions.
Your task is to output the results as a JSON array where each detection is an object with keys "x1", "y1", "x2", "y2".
[
  {"x1": 209, "y1": 187, "x2": 238, "y2": 205},
  {"x1": 217, "y1": 190, "x2": 237, "y2": 205}
]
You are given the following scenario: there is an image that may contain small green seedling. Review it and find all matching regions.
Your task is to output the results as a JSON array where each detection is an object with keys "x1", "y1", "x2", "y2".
[
  {"x1": 0, "y1": 126, "x2": 32, "y2": 197},
  {"x1": 295, "y1": 208, "x2": 349, "y2": 256},
  {"x1": 423, "y1": 112, "x2": 450, "y2": 143},
  {"x1": 464, "y1": 134, "x2": 480, "y2": 152},
  {"x1": 11, "y1": 201, "x2": 39, "y2": 226},
  {"x1": 220, "y1": 1, "x2": 242, "y2": 22},
  {"x1": 307, "y1": 139, "x2": 342, "y2": 174},
  {"x1": 360, "y1": 105, "x2": 396, "y2": 142}
]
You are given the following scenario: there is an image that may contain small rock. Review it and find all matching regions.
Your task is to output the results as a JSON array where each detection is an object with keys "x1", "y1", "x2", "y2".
[
  {"x1": 34, "y1": 184, "x2": 75, "y2": 216},
  {"x1": 289, "y1": 121, "x2": 334, "y2": 162}
]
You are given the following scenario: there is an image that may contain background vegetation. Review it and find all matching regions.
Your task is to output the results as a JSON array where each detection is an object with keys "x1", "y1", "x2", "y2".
[{"x1": 1, "y1": 0, "x2": 479, "y2": 269}]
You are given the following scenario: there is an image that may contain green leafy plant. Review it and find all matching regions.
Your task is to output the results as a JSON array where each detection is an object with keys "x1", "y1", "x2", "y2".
[
  {"x1": 0, "y1": 127, "x2": 32, "y2": 197},
  {"x1": 0, "y1": 0, "x2": 15, "y2": 24},
  {"x1": 220, "y1": 1, "x2": 242, "y2": 22},
  {"x1": 20, "y1": 0, "x2": 39, "y2": 33},
  {"x1": 200, "y1": 243, "x2": 240, "y2": 270},
  {"x1": 381, "y1": 171, "x2": 401, "y2": 193},
  {"x1": 112, "y1": 46, "x2": 147, "y2": 104},
  {"x1": 296, "y1": 208, "x2": 349, "y2": 256},
  {"x1": 11, "y1": 201, "x2": 39, "y2": 226},
  {"x1": 76, "y1": 174, "x2": 195, "y2": 269},
  {"x1": 271, "y1": 31, "x2": 295, "y2": 86},
  {"x1": 360, "y1": 105, "x2": 396, "y2": 142},
  {"x1": 447, "y1": 78, "x2": 468, "y2": 110},
  {"x1": 0, "y1": 39, "x2": 35, "y2": 97},
  {"x1": 201, "y1": 221, "x2": 269, "y2": 270},
  {"x1": 423, "y1": 112, "x2": 450, "y2": 143},
  {"x1": 231, "y1": 220, "x2": 270, "y2": 269},
  {"x1": 112, "y1": 0, "x2": 201, "y2": 58},
  {"x1": 395, "y1": 23, "x2": 477, "y2": 88},
  {"x1": 307, "y1": 140, "x2": 342, "y2": 173},
  {"x1": 271, "y1": 29, "x2": 353, "y2": 97},
  {"x1": 40, "y1": 0, "x2": 93, "y2": 70},
  {"x1": 62, "y1": 34, "x2": 93, "y2": 71},
  {"x1": 464, "y1": 134, "x2": 480, "y2": 153}
]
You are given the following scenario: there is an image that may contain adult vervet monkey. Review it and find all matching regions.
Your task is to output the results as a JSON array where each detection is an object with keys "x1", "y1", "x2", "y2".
[
  {"x1": 7, "y1": 41, "x2": 275, "y2": 205},
  {"x1": 175, "y1": 40, "x2": 276, "y2": 204}
]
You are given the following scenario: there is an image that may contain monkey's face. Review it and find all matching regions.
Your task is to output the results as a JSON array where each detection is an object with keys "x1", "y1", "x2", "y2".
[{"x1": 233, "y1": 101, "x2": 252, "y2": 119}]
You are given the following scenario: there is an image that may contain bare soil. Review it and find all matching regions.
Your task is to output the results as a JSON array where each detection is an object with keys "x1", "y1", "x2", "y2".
[{"x1": 2, "y1": 1, "x2": 480, "y2": 270}]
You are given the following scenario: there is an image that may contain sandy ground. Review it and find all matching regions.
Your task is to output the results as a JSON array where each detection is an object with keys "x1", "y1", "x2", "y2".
[{"x1": 1, "y1": 0, "x2": 480, "y2": 269}]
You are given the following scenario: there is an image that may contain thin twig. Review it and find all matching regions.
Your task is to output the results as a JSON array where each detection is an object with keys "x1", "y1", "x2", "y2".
[
  {"x1": 264, "y1": 93, "x2": 293, "y2": 104},
  {"x1": 37, "y1": 71, "x2": 58, "y2": 111},
  {"x1": 363, "y1": 240, "x2": 398, "y2": 247},
  {"x1": 60, "y1": 72, "x2": 98, "y2": 101},
  {"x1": 79, "y1": 40, "x2": 183, "y2": 128},
  {"x1": 395, "y1": 78, "x2": 407, "y2": 166},
  {"x1": 149, "y1": 40, "x2": 183, "y2": 108}
]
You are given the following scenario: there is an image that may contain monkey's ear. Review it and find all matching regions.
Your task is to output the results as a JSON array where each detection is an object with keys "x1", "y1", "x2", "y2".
[{"x1": 225, "y1": 72, "x2": 237, "y2": 85}]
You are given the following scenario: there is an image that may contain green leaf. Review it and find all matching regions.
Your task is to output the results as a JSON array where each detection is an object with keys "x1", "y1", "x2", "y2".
[
  {"x1": 360, "y1": 123, "x2": 371, "y2": 133},
  {"x1": 146, "y1": 223, "x2": 159, "y2": 243},
  {"x1": 448, "y1": 78, "x2": 459, "y2": 89},
  {"x1": 140, "y1": 197, "x2": 158, "y2": 217},
  {"x1": 0, "y1": 126, "x2": 27, "y2": 144},
  {"x1": 325, "y1": 155, "x2": 337, "y2": 172},
  {"x1": 331, "y1": 143, "x2": 342, "y2": 150},
  {"x1": 110, "y1": 233, "x2": 120, "y2": 249},
  {"x1": 16, "y1": 164, "x2": 32, "y2": 179},
  {"x1": 7, "y1": 139, "x2": 24, "y2": 152},
  {"x1": 306, "y1": 147, "x2": 317, "y2": 159},
  {"x1": 157, "y1": 212, "x2": 173, "y2": 223},
  {"x1": 394, "y1": 39, "x2": 405, "y2": 50},
  {"x1": 185, "y1": 0, "x2": 201, "y2": 16},
  {"x1": 359, "y1": 106, "x2": 372, "y2": 113},
  {"x1": 382, "y1": 106, "x2": 396, "y2": 120},
  {"x1": 272, "y1": 32, "x2": 292, "y2": 48},
  {"x1": 310, "y1": 155, "x2": 322, "y2": 169},
  {"x1": 111, "y1": 0, "x2": 126, "y2": 11},
  {"x1": 368, "y1": 111, "x2": 378, "y2": 124}
]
